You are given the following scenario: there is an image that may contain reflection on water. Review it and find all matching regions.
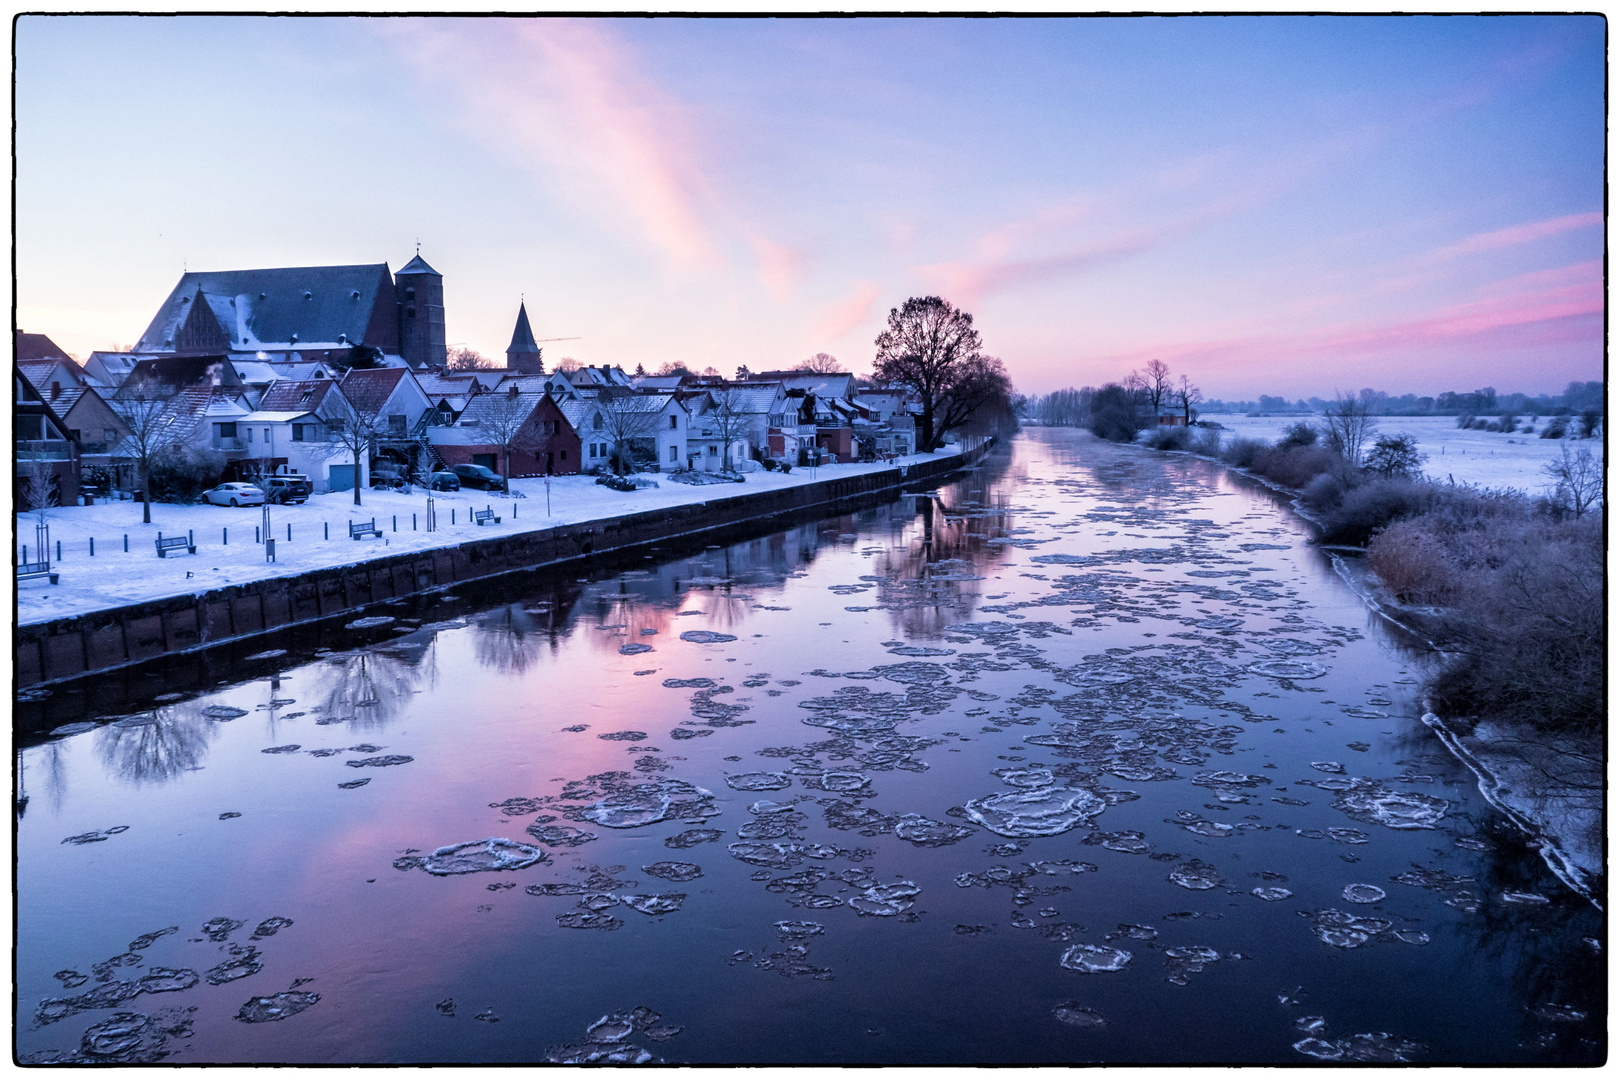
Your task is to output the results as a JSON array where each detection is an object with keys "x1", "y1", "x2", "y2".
[{"x1": 15, "y1": 430, "x2": 1603, "y2": 1065}]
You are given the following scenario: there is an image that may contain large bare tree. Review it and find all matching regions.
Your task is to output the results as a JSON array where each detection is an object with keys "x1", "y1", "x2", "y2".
[
  {"x1": 873, "y1": 296, "x2": 986, "y2": 452},
  {"x1": 447, "y1": 345, "x2": 500, "y2": 371},
  {"x1": 1138, "y1": 359, "x2": 1173, "y2": 416},
  {"x1": 699, "y1": 386, "x2": 752, "y2": 472},
  {"x1": 798, "y1": 352, "x2": 842, "y2": 374},
  {"x1": 111, "y1": 376, "x2": 187, "y2": 524},
  {"x1": 322, "y1": 396, "x2": 380, "y2": 507},
  {"x1": 931, "y1": 355, "x2": 1014, "y2": 445},
  {"x1": 1174, "y1": 374, "x2": 1202, "y2": 425},
  {"x1": 1544, "y1": 444, "x2": 1602, "y2": 518},
  {"x1": 1322, "y1": 390, "x2": 1378, "y2": 466},
  {"x1": 594, "y1": 391, "x2": 666, "y2": 473},
  {"x1": 471, "y1": 386, "x2": 539, "y2": 483}
]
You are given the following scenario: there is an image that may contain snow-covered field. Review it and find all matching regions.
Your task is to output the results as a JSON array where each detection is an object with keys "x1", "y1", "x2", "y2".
[
  {"x1": 1200, "y1": 413, "x2": 1603, "y2": 494},
  {"x1": 14, "y1": 447, "x2": 967, "y2": 626}
]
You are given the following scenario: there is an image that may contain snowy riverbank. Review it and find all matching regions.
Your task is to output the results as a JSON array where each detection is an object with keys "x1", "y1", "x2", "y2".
[
  {"x1": 1200, "y1": 413, "x2": 1603, "y2": 494},
  {"x1": 14, "y1": 447, "x2": 970, "y2": 627}
]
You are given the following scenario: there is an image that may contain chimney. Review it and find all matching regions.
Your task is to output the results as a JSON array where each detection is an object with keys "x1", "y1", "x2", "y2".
[{"x1": 49, "y1": 382, "x2": 60, "y2": 400}]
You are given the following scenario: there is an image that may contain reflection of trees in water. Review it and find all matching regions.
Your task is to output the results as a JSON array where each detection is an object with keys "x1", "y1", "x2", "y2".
[
  {"x1": 866, "y1": 492, "x2": 1017, "y2": 639},
  {"x1": 94, "y1": 706, "x2": 214, "y2": 786},
  {"x1": 313, "y1": 651, "x2": 424, "y2": 729},
  {"x1": 473, "y1": 604, "x2": 549, "y2": 675}
]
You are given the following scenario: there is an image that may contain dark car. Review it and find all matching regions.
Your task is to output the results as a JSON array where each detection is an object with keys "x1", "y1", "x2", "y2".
[
  {"x1": 451, "y1": 464, "x2": 508, "y2": 492},
  {"x1": 262, "y1": 475, "x2": 312, "y2": 504},
  {"x1": 429, "y1": 471, "x2": 461, "y2": 492}
]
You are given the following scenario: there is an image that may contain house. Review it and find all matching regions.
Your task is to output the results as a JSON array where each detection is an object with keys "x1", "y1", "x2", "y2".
[
  {"x1": 132, "y1": 252, "x2": 447, "y2": 369},
  {"x1": 340, "y1": 366, "x2": 435, "y2": 478},
  {"x1": 414, "y1": 371, "x2": 485, "y2": 424},
  {"x1": 589, "y1": 389, "x2": 689, "y2": 471},
  {"x1": 14, "y1": 364, "x2": 80, "y2": 503},
  {"x1": 556, "y1": 397, "x2": 612, "y2": 469},
  {"x1": 425, "y1": 389, "x2": 580, "y2": 477},
  {"x1": 569, "y1": 364, "x2": 637, "y2": 392},
  {"x1": 247, "y1": 380, "x2": 369, "y2": 492},
  {"x1": 19, "y1": 381, "x2": 129, "y2": 468},
  {"x1": 82, "y1": 351, "x2": 150, "y2": 389},
  {"x1": 686, "y1": 383, "x2": 788, "y2": 470}
]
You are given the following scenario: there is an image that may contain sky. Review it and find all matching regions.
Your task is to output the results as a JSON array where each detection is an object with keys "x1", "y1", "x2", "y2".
[{"x1": 14, "y1": 15, "x2": 1605, "y2": 399}]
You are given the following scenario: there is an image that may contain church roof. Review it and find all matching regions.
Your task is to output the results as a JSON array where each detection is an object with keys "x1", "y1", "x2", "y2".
[
  {"x1": 396, "y1": 254, "x2": 441, "y2": 277},
  {"x1": 508, "y1": 302, "x2": 540, "y2": 355},
  {"x1": 134, "y1": 263, "x2": 395, "y2": 353}
]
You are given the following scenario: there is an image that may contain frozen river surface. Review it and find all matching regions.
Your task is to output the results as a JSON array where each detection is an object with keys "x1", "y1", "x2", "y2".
[{"x1": 15, "y1": 430, "x2": 1603, "y2": 1064}]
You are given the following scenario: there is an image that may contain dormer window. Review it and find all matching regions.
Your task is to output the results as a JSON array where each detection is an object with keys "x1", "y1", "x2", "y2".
[
  {"x1": 405, "y1": 287, "x2": 416, "y2": 301},
  {"x1": 300, "y1": 388, "x2": 314, "y2": 403}
]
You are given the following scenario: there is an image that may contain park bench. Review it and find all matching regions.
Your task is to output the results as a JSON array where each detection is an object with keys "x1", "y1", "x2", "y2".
[
  {"x1": 17, "y1": 560, "x2": 58, "y2": 584},
  {"x1": 474, "y1": 508, "x2": 502, "y2": 526},
  {"x1": 349, "y1": 519, "x2": 383, "y2": 540},
  {"x1": 155, "y1": 535, "x2": 195, "y2": 558}
]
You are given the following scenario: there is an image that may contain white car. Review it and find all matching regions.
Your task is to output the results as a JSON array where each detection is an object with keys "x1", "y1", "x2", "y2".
[{"x1": 203, "y1": 482, "x2": 266, "y2": 507}]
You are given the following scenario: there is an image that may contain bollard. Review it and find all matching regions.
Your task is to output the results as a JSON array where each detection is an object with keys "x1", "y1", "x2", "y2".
[
  {"x1": 56, "y1": 540, "x2": 61, "y2": 562},
  {"x1": 287, "y1": 523, "x2": 291, "y2": 541},
  {"x1": 324, "y1": 522, "x2": 329, "y2": 540},
  {"x1": 90, "y1": 537, "x2": 95, "y2": 557},
  {"x1": 413, "y1": 512, "x2": 417, "y2": 531},
  {"x1": 393, "y1": 515, "x2": 397, "y2": 532},
  {"x1": 255, "y1": 526, "x2": 261, "y2": 543},
  {"x1": 189, "y1": 529, "x2": 194, "y2": 548},
  {"x1": 452, "y1": 509, "x2": 456, "y2": 524},
  {"x1": 21, "y1": 544, "x2": 26, "y2": 564},
  {"x1": 224, "y1": 527, "x2": 228, "y2": 545},
  {"x1": 124, "y1": 534, "x2": 129, "y2": 552},
  {"x1": 514, "y1": 501, "x2": 518, "y2": 519}
]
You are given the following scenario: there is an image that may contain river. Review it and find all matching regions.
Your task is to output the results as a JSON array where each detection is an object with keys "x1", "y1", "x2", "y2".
[{"x1": 15, "y1": 428, "x2": 1604, "y2": 1064}]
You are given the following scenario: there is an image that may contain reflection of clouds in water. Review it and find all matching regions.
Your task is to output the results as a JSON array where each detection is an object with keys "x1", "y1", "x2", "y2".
[
  {"x1": 95, "y1": 707, "x2": 215, "y2": 786},
  {"x1": 313, "y1": 651, "x2": 425, "y2": 729}
]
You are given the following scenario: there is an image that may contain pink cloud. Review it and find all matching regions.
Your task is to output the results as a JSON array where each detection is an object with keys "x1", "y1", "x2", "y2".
[
  {"x1": 378, "y1": 20, "x2": 721, "y2": 271},
  {"x1": 747, "y1": 234, "x2": 806, "y2": 301},
  {"x1": 1425, "y1": 211, "x2": 1602, "y2": 263},
  {"x1": 811, "y1": 281, "x2": 883, "y2": 344}
]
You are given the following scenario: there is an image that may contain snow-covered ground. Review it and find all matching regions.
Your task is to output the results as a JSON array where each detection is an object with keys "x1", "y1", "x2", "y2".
[
  {"x1": 1200, "y1": 413, "x2": 1603, "y2": 493},
  {"x1": 14, "y1": 447, "x2": 969, "y2": 626}
]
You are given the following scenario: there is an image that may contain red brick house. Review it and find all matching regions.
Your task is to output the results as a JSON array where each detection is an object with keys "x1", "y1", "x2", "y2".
[{"x1": 426, "y1": 390, "x2": 581, "y2": 477}]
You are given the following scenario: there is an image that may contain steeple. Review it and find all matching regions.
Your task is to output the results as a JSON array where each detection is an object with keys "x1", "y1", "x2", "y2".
[{"x1": 506, "y1": 301, "x2": 544, "y2": 374}]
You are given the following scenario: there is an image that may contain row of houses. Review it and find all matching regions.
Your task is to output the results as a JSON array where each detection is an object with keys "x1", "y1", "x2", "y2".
[{"x1": 15, "y1": 253, "x2": 922, "y2": 503}]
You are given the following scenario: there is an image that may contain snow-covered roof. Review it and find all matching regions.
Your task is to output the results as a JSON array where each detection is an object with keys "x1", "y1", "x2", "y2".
[
  {"x1": 339, "y1": 367, "x2": 408, "y2": 419},
  {"x1": 556, "y1": 398, "x2": 600, "y2": 436},
  {"x1": 135, "y1": 263, "x2": 396, "y2": 353},
  {"x1": 237, "y1": 410, "x2": 319, "y2": 423}
]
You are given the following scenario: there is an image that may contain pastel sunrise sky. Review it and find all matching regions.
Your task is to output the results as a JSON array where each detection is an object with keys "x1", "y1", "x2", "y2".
[{"x1": 16, "y1": 15, "x2": 1604, "y2": 398}]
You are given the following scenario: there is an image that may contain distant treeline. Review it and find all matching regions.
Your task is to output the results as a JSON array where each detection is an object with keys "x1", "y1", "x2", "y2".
[{"x1": 1197, "y1": 381, "x2": 1603, "y2": 417}]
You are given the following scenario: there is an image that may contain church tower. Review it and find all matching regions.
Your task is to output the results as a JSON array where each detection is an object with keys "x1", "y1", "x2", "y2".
[
  {"x1": 506, "y1": 301, "x2": 544, "y2": 374},
  {"x1": 395, "y1": 252, "x2": 446, "y2": 369}
]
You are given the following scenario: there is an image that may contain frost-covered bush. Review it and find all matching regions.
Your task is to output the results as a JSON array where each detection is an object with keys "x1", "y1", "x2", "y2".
[
  {"x1": 1314, "y1": 477, "x2": 1435, "y2": 546},
  {"x1": 1087, "y1": 384, "x2": 1143, "y2": 443},
  {"x1": 1578, "y1": 408, "x2": 1601, "y2": 438},
  {"x1": 1363, "y1": 433, "x2": 1426, "y2": 479},
  {"x1": 1249, "y1": 444, "x2": 1339, "y2": 489},
  {"x1": 1277, "y1": 421, "x2": 1319, "y2": 449},
  {"x1": 1145, "y1": 425, "x2": 1192, "y2": 451},
  {"x1": 1455, "y1": 413, "x2": 1474, "y2": 429},
  {"x1": 1190, "y1": 426, "x2": 1223, "y2": 457},
  {"x1": 594, "y1": 473, "x2": 637, "y2": 492},
  {"x1": 1218, "y1": 437, "x2": 1266, "y2": 469},
  {"x1": 1540, "y1": 418, "x2": 1568, "y2": 439},
  {"x1": 1366, "y1": 518, "x2": 1459, "y2": 605}
]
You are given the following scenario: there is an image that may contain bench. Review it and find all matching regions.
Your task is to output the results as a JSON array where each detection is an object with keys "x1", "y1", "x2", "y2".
[
  {"x1": 155, "y1": 535, "x2": 195, "y2": 558},
  {"x1": 17, "y1": 561, "x2": 58, "y2": 584},
  {"x1": 349, "y1": 519, "x2": 383, "y2": 540},
  {"x1": 474, "y1": 508, "x2": 501, "y2": 526}
]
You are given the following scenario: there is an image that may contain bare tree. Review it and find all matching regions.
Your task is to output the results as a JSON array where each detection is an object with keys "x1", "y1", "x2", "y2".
[
  {"x1": 447, "y1": 345, "x2": 499, "y2": 371},
  {"x1": 1544, "y1": 444, "x2": 1602, "y2": 518},
  {"x1": 111, "y1": 376, "x2": 187, "y2": 524},
  {"x1": 931, "y1": 355, "x2": 1014, "y2": 445},
  {"x1": 18, "y1": 456, "x2": 57, "y2": 515},
  {"x1": 1174, "y1": 374, "x2": 1203, "y2": 425},
  {"x1": 595, "y1": 391, "x2": 666, "y2": 473},
  {"x1": 470, "y1": 386, "x2": 538, "y2": 483},
  {"x1": 1322, "y1": 390, "x2": 1378, "y2": 467},
  {"x1": 1140, "y1": 359, "x2": 1173, "y2": 416},
  {"x1": 873, "y1": 296, "x2": 985, "y2": 452},
  {"x1": 699, "y1": 386, "x2": 752, "y2": 473},
  {"x1": 553, "y1": 355, "x2": 583, "y2": 373},
  {"x1": 798, "y1": 352, "x2": 842, "y2": 374},
  {"x1": 322, "y1": 397, "x2": 379, "y2": 507}
]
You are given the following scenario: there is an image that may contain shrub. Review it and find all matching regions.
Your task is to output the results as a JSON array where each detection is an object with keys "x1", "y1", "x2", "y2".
[
  {"x1": 1249, "y1": 444, "x2": 1338, "y2": 488},
  {"x1": 1315, "y1": 476, "x2": 1435, "y2": 546},
  {"x1": 594, "y1": 473, "x2": 637, "y2": 492},
  {"x1": 1218, "y1": 437, "x2": 1266, "y2": 469},
  {"x1": 1190, "y1": 427, "x2": 1223, "y2": 457},
  {"x1": 1363, "y1": 433, "x2": 1426, "y2": 478},
  {"x1": 1277, "y1": 421, "x2": 1319, "y2": 449},
  {"x1": 1456, "y1": 413, "x2": 1474, "y2": 429},
  {"x1": 1145, "y1": 425, "x2": 1192, "y2": 451},
  {"x1": 1540, "y1": 418, "x2": 1568, "y2": 439},
  {"x1": 1366, "y1": 518, "x2": 1459, "y2": 605},
  {"x1": 1578, "y1": 408, "x2": 1601, "y2": 438},
  {"x1": 1088, "y1": 384, "x2": 1143, "y2": 443},
  {"x1": 147, "y1": 445, "x2": 226, "y2": 502}
]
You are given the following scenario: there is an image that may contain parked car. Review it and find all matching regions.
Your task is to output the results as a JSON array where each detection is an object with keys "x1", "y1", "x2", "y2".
[
  {"x1": 203, "y1": 482, "x2": 266, "y2": 507},
  {"x1": 261, "y1": 475, "x2": 312, "y2": 504},
  {"x1": 451, "y1": 464, "x2": 508, "y2": 491},
  {"x1": 429, "y1": 471, "x2": 461, "y2": 492}
]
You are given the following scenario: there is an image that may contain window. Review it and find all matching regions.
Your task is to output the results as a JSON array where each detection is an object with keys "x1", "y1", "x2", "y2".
[
  {"x1": 218, "y1": 422, "x2": 237, "y2": 438},
  {"x1": 593, "y1": 414, "x2": 603, "y2": 431},
  {"x1": 708, "y1": 444, "x2": 717, "y2": 456},
  {"x1": 292, "y1": 424, "x2": 306, "y2": 442},
  {"x1": 669, "y1": 445, "x2": 678, "y2": 462},
  {"x1": 561, "y1": 450, "x2": 567, "y2": 461},
  {"x1": 669, "y1": 415, "x2": 678, "y2": 429},
  {"x1": 246, "y1": 428, "x2": 253, "y2": 443},
  {"x1": 105, "y1": 428, "x2": 117, "y2": 442},
  {"x1": 264, "y1": 428, "x2": 270, "y2": 443},
  {"x1": 300, "y1": 388, "x2": 314, "y2": 403},
  {"x1": 388, "y1": 414, "x2": 406, "y2": 435}
]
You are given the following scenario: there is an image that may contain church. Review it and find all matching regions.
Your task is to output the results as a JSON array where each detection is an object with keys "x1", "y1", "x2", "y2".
[{"x1": 133, "y1": 252, "x2": 447, "y2": 369}]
